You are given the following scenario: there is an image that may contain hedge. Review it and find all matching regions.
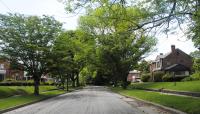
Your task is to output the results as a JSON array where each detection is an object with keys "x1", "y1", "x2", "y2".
[{"x1": 0, "y1": 81, "x2": 55, "y2": 86}]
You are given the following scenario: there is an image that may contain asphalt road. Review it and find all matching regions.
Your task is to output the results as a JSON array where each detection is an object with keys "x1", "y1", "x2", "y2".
[{"x1": 4, "y1": 86, "x2": 145, "y2": 114}]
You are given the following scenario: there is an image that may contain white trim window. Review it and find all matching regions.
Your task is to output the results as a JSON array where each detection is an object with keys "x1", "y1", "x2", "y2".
[{"x1": 0, "y1": 64, "x2": 4, "y2": 69}]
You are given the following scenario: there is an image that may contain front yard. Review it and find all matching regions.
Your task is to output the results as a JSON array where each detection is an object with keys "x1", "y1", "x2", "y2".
[
  {"x1": 130, "y1": 81, "x2": 200, "y2": 92},
  {"x1": 111, "y1": 87, "x2": 200, "y2": 114},
  {"x1": 0, "y1": 86, "x2": 76, "y2": 111},
  {"x1": 0, "y1": 86, "x2": 57, "y2": 99}
]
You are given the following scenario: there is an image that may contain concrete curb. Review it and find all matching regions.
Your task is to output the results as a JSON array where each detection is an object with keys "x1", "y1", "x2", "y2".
[
  {"x1": 0, "y1": 88, "x2": 81, "y2": 114},
  {"x1": 118, "y1": 93, "x2": 187, "y2": 114}
]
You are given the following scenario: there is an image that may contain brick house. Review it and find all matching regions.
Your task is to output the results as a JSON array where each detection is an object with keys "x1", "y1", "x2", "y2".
[
  {"x1": 149, "y1": 45, "x2": 193, "y2": 77},
  {"x1": 127, "y1": 70, "x2": 141, "y2": 82},
  {"x1": 0, "y1": 59, "x2": 24, "y2": 81}
]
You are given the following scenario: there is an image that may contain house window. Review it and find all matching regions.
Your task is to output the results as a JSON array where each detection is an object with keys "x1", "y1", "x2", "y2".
[
  {"x1": 0, "y1": 64, "x2": 4, "y2": 69},
  {"x1": 156, "y1": 62, "x2": 161, "y2": 68}
]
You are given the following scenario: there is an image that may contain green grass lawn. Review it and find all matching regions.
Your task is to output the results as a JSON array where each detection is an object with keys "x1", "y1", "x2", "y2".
[
  {"x1": 0, "y1": 86, "x2": 57, "y2": 99},
  {"x1": 111, "y1": 87, "x2": 200, "y2": 114},
  {"x1": 0, "y1": 90, "x2": 65, "y2": 110},
  {"x1": 0, "y1": 86, "x2": 80, "y2": 111},
  {"x1": 130, "y1": 81, "x2": 200, "y2": 92}
]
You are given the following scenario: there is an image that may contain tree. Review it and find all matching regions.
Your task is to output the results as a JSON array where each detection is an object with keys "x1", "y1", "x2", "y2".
[
  {"x1": 47, "y1": 32, "x2": 73, "y2": 91},
  {"x1": 0, "y1": 14, "x2": 62, "y2": 95},
  {"x1": 190, "y1": 50, "x2": 200, "y2": 78},
  {"x1": 48, "y1": 30, "x2": 94, "y2": 88},
  {"x1": 78, "y1": 3, "x2": 156, "y2": 88},
  {"x1": 66, "y1": 0, "x2": 200, "y2": 47},
  {"x1": 136, "y1": 60, "x2": 150, "y2": 73},
  {"x1": 190, "y1": 50, "x2": 200, "y2": 58}
]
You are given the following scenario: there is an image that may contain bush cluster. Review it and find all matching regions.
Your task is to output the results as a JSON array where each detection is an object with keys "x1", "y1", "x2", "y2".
[
  {"x1": 162, "y1": 73, "x2": 173, "y2": 82},
  {"x1": 181, "y1": 73, "x2": 200, "y2": 81},
  {"x1": 141, "y1": 73, "x2": 151, "y2": 82},
  {"x1": 141, "y1": 71, "x2": 191, "y2": 82},
  {"x1": 0, "y1": 80, "x2": 55, "y2": 86},
  {"x1": 181, "y1": 76, "x2": 195, "y2": 81},
  {"x1": 153, "y1": 71, "x2": 165, "y2": 82},
  {"x1": 191, "y1": 72, "x2": 200, "y2": 80}
]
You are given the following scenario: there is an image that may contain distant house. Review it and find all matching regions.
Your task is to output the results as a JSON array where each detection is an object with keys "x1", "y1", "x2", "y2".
[
  {"x1": 149, "y1": 45, "x2": 192, "y2": 77},
  {"x1": 0, "y1": 59, "x2": 24, "y2": 81},
  {"x1": 127, "y1": 70, "x2": 141, "y2": 82}
]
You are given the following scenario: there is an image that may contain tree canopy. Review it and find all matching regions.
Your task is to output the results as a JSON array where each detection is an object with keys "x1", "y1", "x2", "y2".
[
  {"x1": 78, "y1": 3, "x2": 156, "y2": 87},
  {"x1": 66, "y1": 0, "x2": 200, "y2": 47},
  {"x1": 0, "y1": 14, "x2": 62, "y2": 95}
]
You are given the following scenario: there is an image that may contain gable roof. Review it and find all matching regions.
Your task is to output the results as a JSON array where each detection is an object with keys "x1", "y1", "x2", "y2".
[
  {"x1": 155, "y1": 48, "x2": 192, "y2": 61},
  {"x1": 155, "y1": 52, "x2": 171, "y2": 60}
]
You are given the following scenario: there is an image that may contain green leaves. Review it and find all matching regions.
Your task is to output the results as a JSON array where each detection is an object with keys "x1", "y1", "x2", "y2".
[
  {"x1": 77, "y1": 2, "x2": 156, "y2": 86},
  {"x1": 0, "y1": 13, "x2": 62, "y2": 84}
]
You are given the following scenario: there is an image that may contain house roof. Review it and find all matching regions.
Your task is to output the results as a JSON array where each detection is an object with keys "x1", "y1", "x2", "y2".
[
  {"x1": 155, "y1": 52, "x2": 170, "y2": 60},
  {"x1": 155, "y1": 48, "x2": 191, "y2": 61},
  {"x1": 164, "y1": 64, "x2": 190, "y2": 71}
]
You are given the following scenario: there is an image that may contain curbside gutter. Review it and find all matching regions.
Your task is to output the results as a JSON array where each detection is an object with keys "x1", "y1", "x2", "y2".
[{"x1": 116, "y1": 92, "x2": 187, "y2": 114}]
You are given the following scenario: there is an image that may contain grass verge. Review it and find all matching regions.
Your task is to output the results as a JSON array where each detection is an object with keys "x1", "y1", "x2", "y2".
[
  {"x1": 0, "y1": 86, "x2": 58, "y2": 99},
  {"x1": 0, "y1": 86, "x2": 81, "y2": 111},
  {"x1": 130, "y1": 81, "x2": 200, "y2": 92},
  {"x1": 111, "y1": 87, "x2": 200, "y2": 114}
]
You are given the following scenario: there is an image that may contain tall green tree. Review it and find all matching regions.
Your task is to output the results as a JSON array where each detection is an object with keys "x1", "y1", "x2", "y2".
[
  {"x1": 190, "y1": 51, "x2": 200, "y2": 78},
  {"x1": 47, "y1": 31, "x2": 74, "y2": 91},
  {"x1": 0, "y1": 14, "x2": 62, "y2": 95},
  {"x1": 78, "y1": 3, "x2": 156, "y2": 88},
  {"x1": 48, "y1": 30, "x2": 94, "y2": 88},
  {"x1": 136, "y1": 60, "x2": 150, "y2": 73},
  {"x1": 66, "y1": 0, "x2": 200, "y2": 47}
]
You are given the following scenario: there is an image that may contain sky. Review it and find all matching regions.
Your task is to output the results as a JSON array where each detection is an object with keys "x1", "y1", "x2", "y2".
[{"x1": 0, "y1": 0, "x2": 197, "y2": 60}]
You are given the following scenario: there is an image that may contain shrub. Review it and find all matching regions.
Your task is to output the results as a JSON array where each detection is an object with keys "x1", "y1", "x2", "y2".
[
  {"x1": 0, "y1": 81, "x2": 34, "y2": 86},
  {"x1": 41, "y1": 80, "x2": 55, "y2": 86},
  {"x1": 141, "y1": 73, "x2": 151, "y2": 82},
  {"x1": 191, "y1": 72, "x2": 200, "y2": 80},
  {"x1": 153, "y1": 71, "x2": 165, "y2": 82},
  {"x1": 181, "y1": 76, "x2": 196, "y2": 82},
  {"x1": 5, "y1": 78, "x2": 15, "y2": 82},
  {"x1": 162, "y1": 73, "x2": 173, "y2": 82},
  {"x1": 0, "y1": 80, "x2": 55, "y2": 86}
]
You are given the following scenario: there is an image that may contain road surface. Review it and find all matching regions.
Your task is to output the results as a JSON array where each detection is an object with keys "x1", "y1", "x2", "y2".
[{"x1": 4, "y1": 86, "x2": 146, "y2": 114}]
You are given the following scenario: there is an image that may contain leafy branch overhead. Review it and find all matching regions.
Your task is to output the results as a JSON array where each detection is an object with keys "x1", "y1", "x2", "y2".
[{"x1": 66, "y1": 0, "x2": 200, "y2": 47}]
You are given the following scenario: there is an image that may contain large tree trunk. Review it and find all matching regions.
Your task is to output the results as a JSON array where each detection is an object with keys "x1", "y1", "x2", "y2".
[
  {"x1": 66, "y1": 75, "x2": 69, "y2": 91},
  {"x1": 122, "y1": 72, "x2": 129, "y2": 89},
  {"x1": 72, "y1": 80, "x2": 75, "y2": 87},
  {"x1": 71, "y1": 73, "x2": 76, "y2": 87},
  {"x1": 76, "y1": 72, "x2": 80, "y2": 87},
  {"x1": 34, "y1": 76, "x2": 40, "y2": 96}
]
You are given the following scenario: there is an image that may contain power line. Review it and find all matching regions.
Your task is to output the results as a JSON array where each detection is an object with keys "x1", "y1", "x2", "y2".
[{"x1": 0, "y1": 0, "x2": 12, "y2": 12}]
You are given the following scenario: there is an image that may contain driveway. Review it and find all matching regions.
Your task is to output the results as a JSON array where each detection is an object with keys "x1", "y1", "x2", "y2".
[{"x1": 4, "y1": 86, "x2": 145, "y2": 114}]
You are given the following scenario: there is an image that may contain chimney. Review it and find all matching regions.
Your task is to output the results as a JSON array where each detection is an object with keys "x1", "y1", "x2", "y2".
[
  {"x1": 160, "y1": 53, "x2": 163, "y2": 55},
  {"x1": 171, "y1": 45, "x2": 175, "y2": 53}
]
